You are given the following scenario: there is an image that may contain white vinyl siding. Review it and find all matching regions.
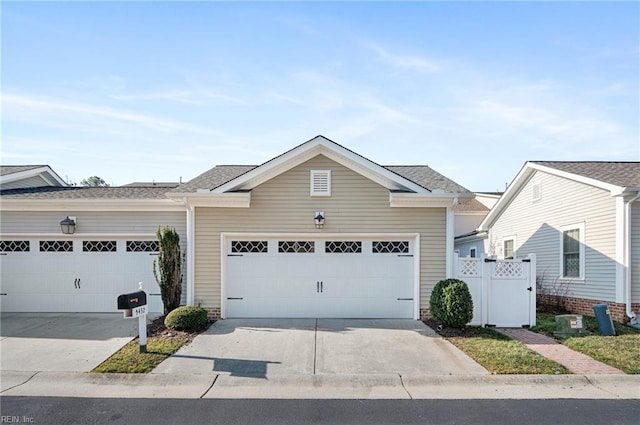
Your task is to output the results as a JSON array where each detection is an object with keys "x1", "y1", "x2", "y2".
[
  {"x1": 489, "y1": 170, "x2": 616, "y2": 301},
  {"x1": 194, "y1": 154, "x2": 447, "y2": 311},
  {"x1": 632, "y1": 201, "x2": 640, "y2": 303}
]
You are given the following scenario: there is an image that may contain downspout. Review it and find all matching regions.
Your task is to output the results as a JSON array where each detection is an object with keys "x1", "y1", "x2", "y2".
[
  {"x1": 186, "y1": 201, "x2": 196, "y2": 306},
  {"x1": 445, "y1": 195, "x2": 459, "y2": 278},
  {"x1": 625, "y1": 191, "x2": 640, "y2": 325}
]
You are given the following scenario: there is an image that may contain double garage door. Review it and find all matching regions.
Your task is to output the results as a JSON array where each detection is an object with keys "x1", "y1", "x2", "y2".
[
  {"x1": 0, "y1": 238, "x2": 164, "y2": 313},
  {"x1": 224, "y1": 235, "x2": 416, "y2": 319}
]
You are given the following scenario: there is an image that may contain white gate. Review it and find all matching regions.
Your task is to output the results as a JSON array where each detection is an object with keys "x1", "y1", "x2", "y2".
[{"x1": 454, "y1": 253, "x2": 536, "y2": 328}]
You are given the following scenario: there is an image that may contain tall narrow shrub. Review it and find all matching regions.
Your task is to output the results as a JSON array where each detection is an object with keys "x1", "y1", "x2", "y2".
[{"x1": 153, "y1": 226, "x2": 182, "y2": 315}]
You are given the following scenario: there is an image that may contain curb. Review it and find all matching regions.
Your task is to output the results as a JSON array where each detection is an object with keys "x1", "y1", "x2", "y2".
[{"x1": 2, "y1": 371, "x2": 639, "y2": 399}]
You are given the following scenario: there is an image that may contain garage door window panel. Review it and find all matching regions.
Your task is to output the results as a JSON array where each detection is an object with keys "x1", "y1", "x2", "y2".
[
  {"x1": 372, "y1": 241, "x2": 409, "y2": 254},
  {"x1": 40, "y1": 240, "x2": 73, "y2": 252},
  {"x1": 83, "y1": 241, "x2": 117, "y2": 252},
  {"x1": 325, "y1": 241, "x2": 362, "y2": 253},
  {"x1": 231, "y1": 240, "x2": 268, "y2": 253},
  {"x1": 278, "y1": 241, "x2": 315, "y2": 253},
  {"x1": 126, "y1": 240, "x2": 159, "y2": 252},
  {"x1": 0, "y1": 240, "x2": 30, "y2": 252}
]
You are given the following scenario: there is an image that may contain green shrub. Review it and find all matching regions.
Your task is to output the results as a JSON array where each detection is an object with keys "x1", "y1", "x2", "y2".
[
  {"x1": 164, "y1": 306, "x2": 208, "y2": 331},
  {"x1": 429, "y1": 278, "x2": 474, "y2": 329}
]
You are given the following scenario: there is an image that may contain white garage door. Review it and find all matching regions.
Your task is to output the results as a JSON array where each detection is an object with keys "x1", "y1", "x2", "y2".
[
  {"x1": 224, "y1": 236, "x2": 416, "y2": 318},
  {"x1": 0, "y1": 239, "x2": 164, "y2": 313}
]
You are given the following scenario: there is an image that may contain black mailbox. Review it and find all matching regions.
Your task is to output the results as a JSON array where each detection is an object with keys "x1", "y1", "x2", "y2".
[{"x1": 117, "y1": 291, "x2": 147, "y2": 310}]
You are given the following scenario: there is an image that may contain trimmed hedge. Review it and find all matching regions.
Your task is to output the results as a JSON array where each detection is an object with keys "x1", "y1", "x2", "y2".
[
  {"x1": 429, "y1": 278, "x2": 473, "y2": 329},
  {"x1": 164, "y1": 306, "x2": 208, "y2": 331}
]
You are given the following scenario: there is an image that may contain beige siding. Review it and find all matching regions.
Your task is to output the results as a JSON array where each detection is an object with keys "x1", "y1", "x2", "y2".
[
  {"x1": 0, "y1": 210, "x2": 186, "y2": 236},
  {"x1": 490, "y1": 171, "x2": 617, "y2": 301},
  {"x1": 194, "y1": 155, "x2": 447, "y2": 310},
  {"x1": 632, "y1": 202, "x2": 640, "y2": 303}
]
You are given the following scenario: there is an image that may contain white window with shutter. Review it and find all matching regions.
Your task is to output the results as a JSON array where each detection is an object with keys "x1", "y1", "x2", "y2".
[{"x1": 310, "y1": 170, "x2": 331, "y2": 196}]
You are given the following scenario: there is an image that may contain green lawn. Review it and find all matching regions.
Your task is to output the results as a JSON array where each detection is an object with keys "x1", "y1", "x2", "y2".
[
  {"x1": 92, "y1": 335, "x2": 190, "y2": 373},
  {"x1": 444, "y1": 327, "x2": 569, "y2": 374},
  {"x1": 532, "y1": 313, "x2": 640, "y2": 374}
]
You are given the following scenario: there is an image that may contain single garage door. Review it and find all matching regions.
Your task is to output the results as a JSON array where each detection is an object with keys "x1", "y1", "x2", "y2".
[
  {"x1": 224, "y1": 236, "x2": 416, "y2": 318},
  {"x1": 0, "y1": 239, "x2": 164, "y2": 313}
]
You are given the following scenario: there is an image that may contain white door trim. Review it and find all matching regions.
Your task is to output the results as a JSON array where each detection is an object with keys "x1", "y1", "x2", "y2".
[{"x1": 220, "y1": 232, "x2": 420, "y2": 319}]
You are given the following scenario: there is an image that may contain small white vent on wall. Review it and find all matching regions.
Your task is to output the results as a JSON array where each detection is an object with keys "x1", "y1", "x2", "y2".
[
  {"x1": 311, "y1": 170, "x2": 331, "y2": 196},
  {"x1": 532, "y1": 181, "x2": 541, "y2": 202}
]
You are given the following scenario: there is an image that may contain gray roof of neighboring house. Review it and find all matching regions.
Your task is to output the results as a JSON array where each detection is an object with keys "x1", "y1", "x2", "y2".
[
  {"x1": 0, "y1": 186, "x2": 173, "y2": 200},
  {"x1": 0, "y1": 165, "x2": 47, "y2": 176},
  {"x1": 532, "y1": 161, "x2": 640, "y2": 188},
  {"x1": 170, "y1": 164, "x2": 471, "y2": 194},
  {"x1": 453, "y1": 198, "x2": 489, "y2": 213},
  {"x1": 120, "y1": 182, "x2": 180, "y2": 188}
]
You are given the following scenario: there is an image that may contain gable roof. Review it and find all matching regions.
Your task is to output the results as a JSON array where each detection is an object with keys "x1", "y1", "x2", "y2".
[
  {"x1": 0, "y1": 165, "x2": 68, "y2": 189},
  {"x1": 531, "y1": 161, "x2": 640, "y2": 188},
  {"x1": 479, "y1": 161, "x2": 640, "y2": 231}
]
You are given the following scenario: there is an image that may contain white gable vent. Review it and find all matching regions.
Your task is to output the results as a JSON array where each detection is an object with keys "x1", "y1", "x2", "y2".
[{"x1": 310, "y1": 170, "x2": 331, "y2": 197}]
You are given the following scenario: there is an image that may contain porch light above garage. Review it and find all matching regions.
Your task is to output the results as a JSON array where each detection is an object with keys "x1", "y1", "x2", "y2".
[
  {"x1": 314, "y1": 212, "x2": 325, "y2": 229},
  {"x1": 60, "y1": 216, "x2": 76, "y2": 234}
]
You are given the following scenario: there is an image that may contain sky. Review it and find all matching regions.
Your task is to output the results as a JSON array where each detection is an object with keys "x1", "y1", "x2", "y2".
[{"x1": 2, "y1": 1, "x2": 639, "y2": 192}]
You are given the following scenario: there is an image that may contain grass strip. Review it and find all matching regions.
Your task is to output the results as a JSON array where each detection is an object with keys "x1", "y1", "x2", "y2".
[
  {"x1": 92, "y1": 335, "x2": 189, "y2": 373},
  {"x1": 532, "y1": 313, "x2": 640, "y2": 374},
  {"x1": 446, "y1": 327, "x2": 569, "y2": 375}
]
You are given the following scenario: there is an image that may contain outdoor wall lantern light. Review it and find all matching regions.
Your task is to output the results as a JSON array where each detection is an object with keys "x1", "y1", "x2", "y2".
[
  {"x1": 60, "y1": 216, "x2": 76, "y2": 234},
  {"x1": 314, "y1": 211, "x2": 325, "y2": 229}
]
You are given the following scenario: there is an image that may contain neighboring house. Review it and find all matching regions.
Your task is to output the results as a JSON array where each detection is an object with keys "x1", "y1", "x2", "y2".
[
  {"x1": 478, "y1": 161, "x2": 640, "y2": 323},
  {"x1": 0, "y1": 136, "x2": 472, "y2": 320},
  {"x1": 453, "y1": 197, "x2": 490, "y2": 258},
  {"x1": 0, "y1": 166, "x2": 186, "y2": 313}
]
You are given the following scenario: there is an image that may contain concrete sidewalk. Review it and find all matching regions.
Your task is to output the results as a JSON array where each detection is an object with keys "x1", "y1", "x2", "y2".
[{"x1": 1, "y1": 370, "x2": 638, "y2": 399}]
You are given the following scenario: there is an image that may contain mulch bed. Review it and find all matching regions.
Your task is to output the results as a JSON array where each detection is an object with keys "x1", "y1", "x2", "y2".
[
  {"x1": 423, "y1": 318, "x2": 485, "y2": 338},
  {"x1": 146, "y1": 315, "x2": 215, "y2": 341}
]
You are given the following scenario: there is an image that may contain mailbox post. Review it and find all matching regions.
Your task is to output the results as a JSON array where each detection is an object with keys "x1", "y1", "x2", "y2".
[{"x1": 117, "y1": 284, "x2": 148, "y2": 353}]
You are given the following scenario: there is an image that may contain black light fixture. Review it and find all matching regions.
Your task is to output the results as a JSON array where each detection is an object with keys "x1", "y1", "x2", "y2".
[
  {"x1": 314, "y1": 211, "x2": 325, "y2": 229},
  {"x1": 60, "y1": 216, "x2": 76, "y2": 234}
]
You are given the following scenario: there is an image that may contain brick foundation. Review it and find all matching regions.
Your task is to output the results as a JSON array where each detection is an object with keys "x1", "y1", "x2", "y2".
[
  {"x1": 205, "y1": 308, "x2": 221, "y2": 320},
  {"x1": 538, "y1": 294, "x2": 640, "y2": 323},
  {"x1": 420, "y1": 308, "x2": 431, "y2": 320}
]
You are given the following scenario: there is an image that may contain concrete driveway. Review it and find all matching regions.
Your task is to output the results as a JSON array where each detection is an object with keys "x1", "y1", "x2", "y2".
[
  {"x1": 0, "y1": 313, "x2": 145, "y2": 372},
  {"x1": 153, "y1": 319, "x2": 487, "y2": 377}
]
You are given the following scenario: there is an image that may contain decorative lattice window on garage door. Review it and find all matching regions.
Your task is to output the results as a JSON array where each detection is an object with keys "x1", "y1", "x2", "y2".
[
  {"x1": 0, "y1": 240, "x2": 30, "y2": 252},
  {"x1": 231, "y1": 241, "x2": 268, "y2": 253},
  {"x1": 325, "y1": 241, "x2": 362, "y2": 253},
  {"x1": 40, "y1": 240, "x2": 73, "y2": 252},
  {"x1": 126, "y1": 240, "x2": 159, "y2": 252},
  {"x1": 278, "y1": 241, "x2": 315, "y2": 253},
  {"x1": 372, "y1": 241, "x2": 409, "y2": 254},
  {"x1": 83, "y1": 240, "x2": 117, "y2": 252}
]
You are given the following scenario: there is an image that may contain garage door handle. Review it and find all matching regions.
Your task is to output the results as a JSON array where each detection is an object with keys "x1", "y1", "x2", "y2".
[
  {"x1": 398, "y1": 255, "x2": 413, "y2": 257},
  {"x1": 321, "y1": 281, "x2": 323, "y2": 293},
  {"x1": 227, "y1": 297, "x2": 243, "y2": 300},
  {"x1": 397, "y1": 298, "x2": 413, "y2": 301},
  {"x1": 227, "y1": 254, "x2": 243, "y2": 257},
  {"x1": 317, "y1": 281, "x2": 319, "y2": 293}
]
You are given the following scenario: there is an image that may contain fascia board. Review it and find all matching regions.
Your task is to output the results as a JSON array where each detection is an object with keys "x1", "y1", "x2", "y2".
[
  {"x1": 168, "y1": 192, "x2": 251, "y2": 208},
  {"x1": 389, "y1": 192, "x2": 459, "y2": 208},
  {"x1": 213, "y1": 136, "x2": 428, "y2": 194},
  {"x1": 0, "y1": 199, "x2": 185, "y2": 212}
]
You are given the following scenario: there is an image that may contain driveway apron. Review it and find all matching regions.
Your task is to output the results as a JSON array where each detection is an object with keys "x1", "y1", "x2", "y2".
[
  {"x1": 153, "y1": 319, "x2": 487, "y2": 377},
  {"x1": 0, "y1": 313, "x2": 143, "y2": 372}
]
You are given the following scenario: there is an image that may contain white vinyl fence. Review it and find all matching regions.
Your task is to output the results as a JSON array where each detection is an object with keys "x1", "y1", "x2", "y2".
[{"x1": 454, "y1": 253, "x2": 536, "y2": 328}]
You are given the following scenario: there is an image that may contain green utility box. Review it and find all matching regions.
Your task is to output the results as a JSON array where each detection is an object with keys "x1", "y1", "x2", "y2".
[{"x1": 554, "y1": 314, "x2": 589, "y2": 338}]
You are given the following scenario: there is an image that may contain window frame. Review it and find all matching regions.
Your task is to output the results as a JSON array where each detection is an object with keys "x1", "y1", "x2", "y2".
[
  {"x1": 469, "y1": 247, "x2": 477, "y2": 258},
  {"x1": 502, "y1": 236, "x2": 516, "y2": 259},
  {"x1": 559, "y1": 223, "x2": 585, "y2": 281}
]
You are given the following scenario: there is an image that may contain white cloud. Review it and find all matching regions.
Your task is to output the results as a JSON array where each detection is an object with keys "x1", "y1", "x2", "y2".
[{"x1": 367, "y1": 42, "x2": 441, "y2": 74}]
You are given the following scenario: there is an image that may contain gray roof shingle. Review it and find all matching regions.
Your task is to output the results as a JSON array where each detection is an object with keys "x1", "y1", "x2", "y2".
[
  {"x1": 0, "y1": 186, "x2": 173, "y2": 200},
  {"x1": 0, "y1": 165, "x2": 47, "y2": 176},
  {"x1": 532, "y1": 161, "x2": 640, "y2": 187}
]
